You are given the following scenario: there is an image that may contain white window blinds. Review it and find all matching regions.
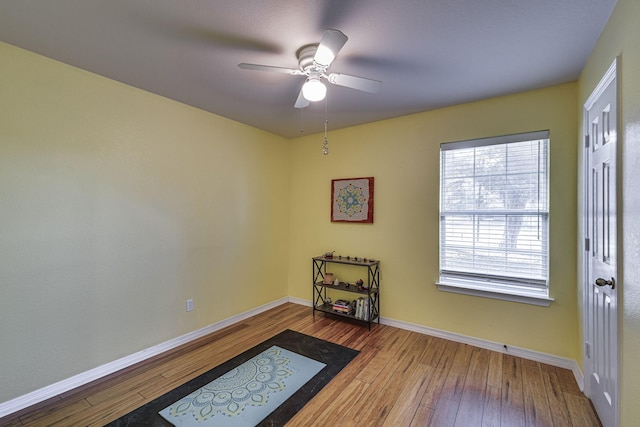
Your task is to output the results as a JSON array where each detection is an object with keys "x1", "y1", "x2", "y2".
[{"x1": 439, "y1": 131, "x2": 549, "y2": 293}]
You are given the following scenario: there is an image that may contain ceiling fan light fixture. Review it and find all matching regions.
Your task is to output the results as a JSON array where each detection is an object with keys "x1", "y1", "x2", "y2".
[{"x1": 302, "y1": 77, "x2": 327, "y2": 102}]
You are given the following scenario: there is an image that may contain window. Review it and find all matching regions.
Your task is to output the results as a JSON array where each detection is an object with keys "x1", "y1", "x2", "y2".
[{"x1": 437, "y1": 131, "x2": 552, "y2": 306}]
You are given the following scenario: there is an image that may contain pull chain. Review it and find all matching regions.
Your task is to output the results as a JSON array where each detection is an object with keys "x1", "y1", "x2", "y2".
[
  {"x1": 322, "y1": 96, "x2": 329, "y2": 155},
  {"x1": 323, "y1": 120, "x2": 329, "y2": 155},
  {"x1": 299, "y1": 106, "x2": 305, "y2": 134}
]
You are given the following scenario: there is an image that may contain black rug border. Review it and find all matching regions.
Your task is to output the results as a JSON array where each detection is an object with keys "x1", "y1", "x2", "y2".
[{"x1": 106, "y1": 329, "x2": 360, "y2": 426}]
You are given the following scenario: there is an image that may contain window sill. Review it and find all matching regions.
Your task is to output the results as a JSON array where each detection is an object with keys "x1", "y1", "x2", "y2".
[{"x1": 435, "y1": 280, "x2": 554, "y2": 307}]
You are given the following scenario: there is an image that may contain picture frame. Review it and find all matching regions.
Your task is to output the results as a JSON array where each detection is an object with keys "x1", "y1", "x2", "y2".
[{"x1": 331, "y1": 177, "x2": 374, "y2": 223}]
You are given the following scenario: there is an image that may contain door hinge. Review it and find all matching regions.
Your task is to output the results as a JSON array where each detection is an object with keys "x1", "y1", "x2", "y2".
[
  {"x1": 585, "y1": 238, "x2": 590, "y2": 252},
  {"x1": 585, "y1": 342, "x2": 591, "y2": 358},
  {"x1": 585, "y1": 134, "x2": 590, "y2": 148}
]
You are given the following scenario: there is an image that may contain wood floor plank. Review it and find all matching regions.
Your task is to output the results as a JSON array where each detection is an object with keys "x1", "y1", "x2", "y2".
[
  {"x1": 429, "y1": 343, "x2": 474, "y2": 426},
  {"x1": 481, "y1": 385, "x2": 502, "y2": 427},
  {"x1": 343, "y1": 331, "x2": 427, "y2": 425},
  {"x1": 304, "y1": 379, "x2": 371, "y2": 426},
  {"x1": 501, "y1": 354, "x2": 526, "y2": 427},
  {"x1": 356, "y1": 346, "x2": 393, "y2": 384},
  {"x1": 134, "y1": 374, "x2": 180, "y2": 400},
  {"x1": 555, "y1": 366, "x2": 583, "y2": 396},
  {"x1": 287, "y1": 345, "x2": 378, "y2": 425},
  {"x1": 18, "y1": 398, "x2": 91, "y2": 426},
  {"x1": 564, "y1": 392, "x2": 603, "y2": 427},
  {"x1": 454, "y1": 347, "x2": 490, "y2": 426},
  {"x1": 521, "y1": 358, "x2": 554, "y2": 426},
  {"x1": 418, "y1": 335, "x2": 446, "y2": 367},
  {"x1": 410, "y1": 404, "x2": 435, "y2": 427},
  {"x1": 381, "y1": 363, "x2": 435, "y2": 426},
  {"x1": 429, "y1": 397, "x2": 460, "y2": 427},
  {"x1": 79, "y1": 392, "x2": 147, "y2": 427},
  {"x1": 420, "y1": 339, "x2": 459, "y2": 409},
  {"x1": 0, "y1": 303, "x2": 602, "y2": 427},
  {"x1": 85, "y1": 366, "x2": 167, "y2": 406},
  {"x1": 486, "y1": 350, "x2": 503, "y2": 389},
  {"x1": 438, "y1": 343, "x2": 474, "y2": 405},
  {"x1": 539, "y1": 363, "x2": 573, "y2": 427}
]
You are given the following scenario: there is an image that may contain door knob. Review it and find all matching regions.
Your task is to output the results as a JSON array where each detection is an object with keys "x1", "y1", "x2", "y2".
[{"x1": 595, "y1": 277, "x2": 615, "y2": 289}]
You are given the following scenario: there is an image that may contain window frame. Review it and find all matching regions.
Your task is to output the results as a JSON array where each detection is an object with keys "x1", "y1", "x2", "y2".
[{"x1": 436, "y1": 130, "x2": 554, "y2": 306}]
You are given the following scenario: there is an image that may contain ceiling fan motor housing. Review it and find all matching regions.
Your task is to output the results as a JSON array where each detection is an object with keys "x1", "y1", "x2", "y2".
[{"x1": 297, "y1": 44, "x2": 319, "y2": 71}]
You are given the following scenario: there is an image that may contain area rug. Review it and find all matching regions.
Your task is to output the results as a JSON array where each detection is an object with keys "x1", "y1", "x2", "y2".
[
  {"x1": 107, "y1": 329, "x2": 360, "y2": 426},
  {"x1": 159, "y1": 345, "x2": 325, "y2": 426}
]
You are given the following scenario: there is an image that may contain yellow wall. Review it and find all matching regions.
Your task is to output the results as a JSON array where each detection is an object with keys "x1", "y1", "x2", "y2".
[
  {"x1": 288, "y1": 83, "x2": 579, "y2": 358},
  {"x1": 5, "y1": 5, "x2": 636, "y2": 420},
  {"x1": 0, "y1": 42, "x2": 291, "y2": 403},
  {"x1": 578, "y1": 0, "x2": 640, "y2": 424}
]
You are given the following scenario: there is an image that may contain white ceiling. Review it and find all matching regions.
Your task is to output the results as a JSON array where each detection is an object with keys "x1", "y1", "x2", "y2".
[{"x1": 0, "y1": 1, "x2": 617, "y2": 138}]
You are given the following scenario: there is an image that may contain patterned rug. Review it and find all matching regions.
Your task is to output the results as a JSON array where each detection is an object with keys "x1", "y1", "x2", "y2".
[
  {"x1": 107, "y1": 329, "x2": 360, "y2": 426},
  {"x1": 159, "y1": 346, "x2": 325, "y2": 426}
]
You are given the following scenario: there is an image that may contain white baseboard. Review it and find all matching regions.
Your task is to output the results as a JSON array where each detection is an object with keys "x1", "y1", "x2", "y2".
[
  {"x1": 286, "y1": 299, "x2": 585, "y2": 391},
  {"x1": 288, "y1": 296, "x2": 312, "y2": 307},
  {"x1": 379, "y1": 316, "x2": 584, "y2": 389},
  {"x1": 1, "y1": 296, "x2": 585, "y2": 418},
  {"x1": 0, "y1": 297, "x2": 289, "y2": 419}
]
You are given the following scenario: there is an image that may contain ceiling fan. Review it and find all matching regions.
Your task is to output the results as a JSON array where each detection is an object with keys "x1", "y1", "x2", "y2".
[{"x1": 238, "y1": 29, "x2": 382, "y2": 108}]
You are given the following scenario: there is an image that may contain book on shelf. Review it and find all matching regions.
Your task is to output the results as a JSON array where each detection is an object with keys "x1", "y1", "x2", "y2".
[
  {"x1": 333, "y1": 299, "x2": 350, "y2": 308},
  {"x1": 332, "y1": 299, "x2": 352, "y2": 314},
  {"x1": 354, "y1": 297, "x2": 372, "y2": 321}
]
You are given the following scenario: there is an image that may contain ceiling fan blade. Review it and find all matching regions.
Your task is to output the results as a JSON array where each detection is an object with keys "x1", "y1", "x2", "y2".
[
  {"x1": 294, "y1": 87, "x2": 310, "y2": 109},
  {"x1": 314, "y1": 29, "x2": 348, "y2": 66},
  {"x1": 326, "y1": 73, "x2": 382, "y2": 93},
  {"x1": 238, "y1": 63, "x2": 303, "y2": 75}
]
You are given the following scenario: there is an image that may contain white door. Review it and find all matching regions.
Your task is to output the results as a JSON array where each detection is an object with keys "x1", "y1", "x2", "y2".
[{"x1": 584, "y1": 59, "x2": 618, "y2": 427}]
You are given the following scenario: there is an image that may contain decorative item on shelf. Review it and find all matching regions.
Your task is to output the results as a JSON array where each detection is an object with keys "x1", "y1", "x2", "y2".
[
  {"x1": 333, "y1": 278, "x2": 339, "y2": 286},
  {"x1": 324, "y1": 251, "x2": 334, "y2": 259},
  {"x1": 344, "y1": 282, "x2": 350, "y2": 288},
  {"x1": 323, "y1": 273, "x2": 335, "y2": 285}
]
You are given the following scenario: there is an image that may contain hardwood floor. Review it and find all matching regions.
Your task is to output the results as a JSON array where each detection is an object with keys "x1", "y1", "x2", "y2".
[{"x1": 1, "y1": 303, "x2": 602, "y2": 426}]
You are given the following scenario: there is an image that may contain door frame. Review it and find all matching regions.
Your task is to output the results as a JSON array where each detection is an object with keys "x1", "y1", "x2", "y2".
[{"x1": 581, "y1": 56, "x2": 621, "y2": 426}]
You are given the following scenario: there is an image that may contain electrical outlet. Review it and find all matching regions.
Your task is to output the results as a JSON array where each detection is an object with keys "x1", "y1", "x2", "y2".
[{"x1": 186, "y1": 299, "x2": 194, "y2": 312}]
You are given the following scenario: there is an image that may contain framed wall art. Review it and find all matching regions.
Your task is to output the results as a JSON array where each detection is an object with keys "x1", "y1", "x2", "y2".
[{"x1": 331, "y1": 177, "x2": 374, "y2": 223}]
